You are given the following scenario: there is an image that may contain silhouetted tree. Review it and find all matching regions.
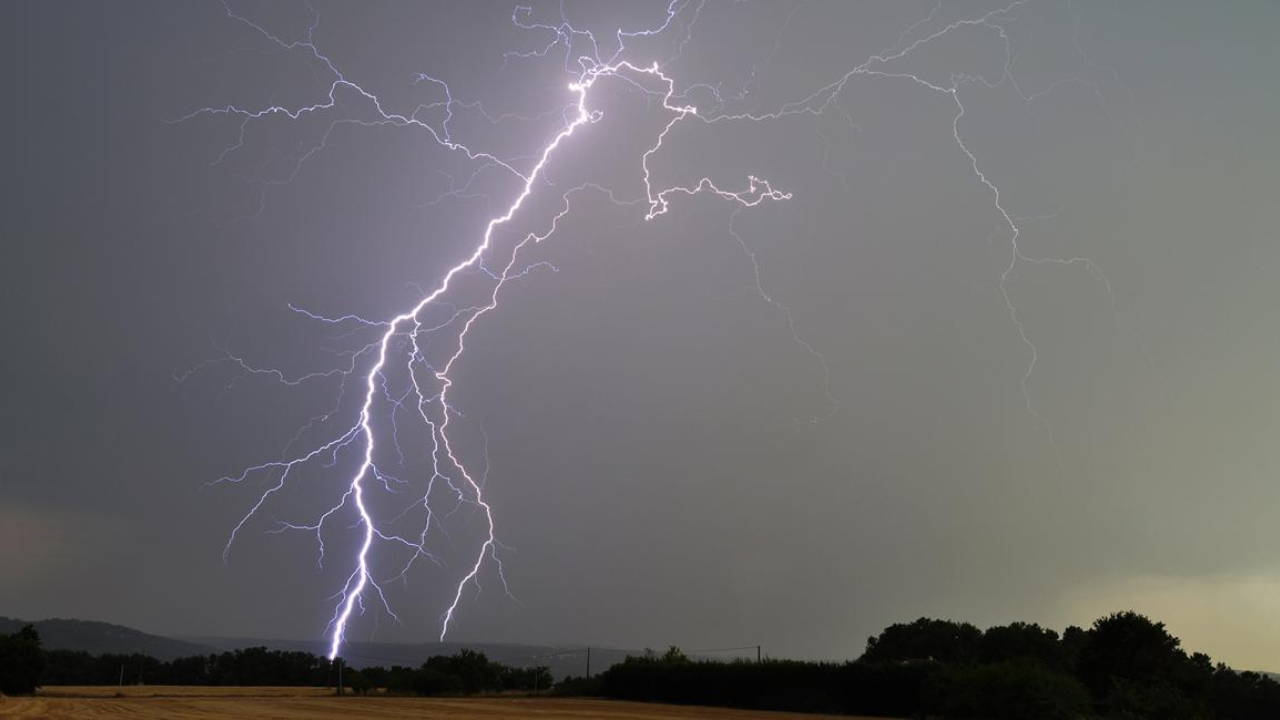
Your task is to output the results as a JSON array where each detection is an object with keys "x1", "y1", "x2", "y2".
[
  {"x1": 981, "y1": 622, "x2": 1065, "y2": 670},
  {"x1": 862, "y1": 617, "x2": 982, "y2": 664},
  {"x1": 0, "y1": 625, "x2": 46, "y2": 695},
  {"x1": 1060, "y1": 624, "x2": 1088, "y2": 670},
  {"x1": 1076, "y1": 611, "x2": 1189, "y2": 702},
  {"x1": 1209, "y1": 665, "x2": 1280, "y2": 720},
  {"x1": 421, "y1": 648, "x2": 499, "y2": 695},
  {"x1": 660, "y1": 646, "x2": 690, "y2": 664}
]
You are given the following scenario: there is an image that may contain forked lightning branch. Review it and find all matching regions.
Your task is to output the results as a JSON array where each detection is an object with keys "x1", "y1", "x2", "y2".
[{"x1": 186, "y1": 0, "x2": 1102, "y2": 661}]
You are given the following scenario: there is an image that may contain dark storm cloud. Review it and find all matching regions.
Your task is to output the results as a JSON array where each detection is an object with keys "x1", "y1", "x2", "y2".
[{"x1": 2, "y1": 1, "x2": 1278, "y2": 669}]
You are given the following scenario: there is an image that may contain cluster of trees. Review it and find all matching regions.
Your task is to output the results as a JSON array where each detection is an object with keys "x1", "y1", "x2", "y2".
[
  {"x1": 353, "y1": 649, "x2": 551, "y2": 695},
  {"x1": 599, "y1": 612, "x2": 1280, "y2": 719}
]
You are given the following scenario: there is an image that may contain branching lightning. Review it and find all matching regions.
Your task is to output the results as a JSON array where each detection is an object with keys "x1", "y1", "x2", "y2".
[{"x1": 184, "y1": 0, "x2": 1121, "y2": 659}]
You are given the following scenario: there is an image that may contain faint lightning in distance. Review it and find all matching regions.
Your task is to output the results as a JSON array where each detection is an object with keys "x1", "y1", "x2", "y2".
[{"x1": 693, "y1": 0, "x2": 1124, "y2": 454}]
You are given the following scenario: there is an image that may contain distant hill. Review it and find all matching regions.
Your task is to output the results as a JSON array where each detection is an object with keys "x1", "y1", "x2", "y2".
[{"x1": 0, "y1": 617, "x2": 214, "y2": 661}]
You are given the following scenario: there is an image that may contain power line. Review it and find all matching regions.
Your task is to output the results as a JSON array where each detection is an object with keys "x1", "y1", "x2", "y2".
[{"x1": 490, "y1": 647, "x2": 590, "y2": 664}]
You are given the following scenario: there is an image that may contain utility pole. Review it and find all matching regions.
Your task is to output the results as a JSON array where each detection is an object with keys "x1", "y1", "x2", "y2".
[
  {"x1": 585, "y1": 646, "x2": 591, "y2": 678},
  {"x1": 757, "y1": 645, "x2": 761, "y2": 663},
  {"x1": 336, "y1": 657, "x2": 343, "y2": 696},
  {"x1": 118, "y1": 665, "x2": 124, "y2": 687}
]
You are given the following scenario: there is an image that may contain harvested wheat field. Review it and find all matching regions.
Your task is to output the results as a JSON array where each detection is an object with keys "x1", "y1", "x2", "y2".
[{"x1": 0, "y1": 686, "x2": 889, "y2": 719}]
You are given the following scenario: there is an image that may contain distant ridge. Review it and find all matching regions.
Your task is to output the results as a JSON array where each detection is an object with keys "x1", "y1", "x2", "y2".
[{"x1": 0, "y1": 616, "x2": 214, "y2": 661}]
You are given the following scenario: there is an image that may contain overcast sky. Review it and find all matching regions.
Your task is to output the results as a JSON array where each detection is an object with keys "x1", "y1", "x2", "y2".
[{"x1": 3, "y1": 0, "x2": 1279, "y2": 670}]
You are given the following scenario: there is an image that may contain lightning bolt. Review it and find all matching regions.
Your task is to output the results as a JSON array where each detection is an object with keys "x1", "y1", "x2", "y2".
[
  {"x1": 183, "y1": 0, "x2": 1124, "y2": 659},
  {"x1": 183, "y1": 1, "x2": 794, "y2": 659}
]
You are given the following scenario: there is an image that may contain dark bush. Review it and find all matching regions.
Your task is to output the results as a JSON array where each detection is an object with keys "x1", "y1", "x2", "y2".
[
  {"x1": 413, "y1": 667, "x2": 465, "y2": 695},
  {"x1": 552, "y1": 674, "x2": 603, "y2": 696},
  {"x1": 925, "y1": 662, "x2": 1089, "y2": 720}
]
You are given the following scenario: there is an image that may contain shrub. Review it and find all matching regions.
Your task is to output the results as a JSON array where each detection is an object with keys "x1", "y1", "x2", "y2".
[{"x1": 0, "y1": 626, "x2": 45, "y2": 695}]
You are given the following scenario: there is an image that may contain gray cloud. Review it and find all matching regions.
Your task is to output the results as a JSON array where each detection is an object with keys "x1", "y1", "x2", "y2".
[{"x1": 2, "y1": 0, "x2": 1278, "y2": 670}]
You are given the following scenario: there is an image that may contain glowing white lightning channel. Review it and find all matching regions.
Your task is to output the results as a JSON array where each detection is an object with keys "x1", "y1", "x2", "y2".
[
  {"x1": 186, "y1": 0, "x2": 1122, "y2": 661},
  {"x1": 187, "y1": 3, "x2": 791, "y2": 660}
]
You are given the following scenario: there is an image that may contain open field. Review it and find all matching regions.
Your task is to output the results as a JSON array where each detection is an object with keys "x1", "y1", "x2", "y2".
[{"x1": 0, "y1": 686, "x2": 887, "y2": 719}]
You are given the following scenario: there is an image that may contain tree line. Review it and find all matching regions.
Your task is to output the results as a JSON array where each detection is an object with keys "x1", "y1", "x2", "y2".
[
  {"x1": 356, "y1": 649, "x2": 552, "y2": 695},
  {"x1": 3, "y1": 610, "x2": 1279, "y2": 718},
  {"x1": 0, "y1": 627, "x2": 550, "y2": 697},
  {"x1": 597, "y1": 612, "x2": 1280, "y2": 719},
  {"x1": 39, "y1": 645, "x2": 333, "y2": 687}
]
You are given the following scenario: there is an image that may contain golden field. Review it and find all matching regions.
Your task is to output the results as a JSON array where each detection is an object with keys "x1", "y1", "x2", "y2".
[{"x1": 0, "y1": 686, "x2": 877, "y2": 719}]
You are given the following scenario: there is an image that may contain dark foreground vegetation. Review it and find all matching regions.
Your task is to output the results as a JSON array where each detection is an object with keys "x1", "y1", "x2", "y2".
[
  {"x1": 3, "y1": 611, "x2": 1278, "y2": 719},
  {"x1": 598, "y1": 612, "x2": 1280, "y2": 719},
  {"x1": 0, "y1": 626, "x2": 549, "y2": 697}
]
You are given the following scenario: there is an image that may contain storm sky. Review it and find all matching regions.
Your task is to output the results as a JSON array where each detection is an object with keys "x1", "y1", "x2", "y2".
[{"x1": 3, "y1": 1, "x2": 1279, "y2": 669}]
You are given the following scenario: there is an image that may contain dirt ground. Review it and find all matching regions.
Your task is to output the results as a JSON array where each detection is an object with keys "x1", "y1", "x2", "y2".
[{"x1": 0, "y1": 686, "x2": 883, "y2": 719}]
